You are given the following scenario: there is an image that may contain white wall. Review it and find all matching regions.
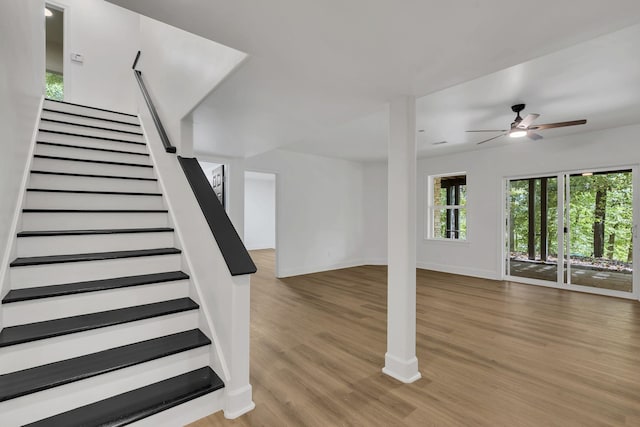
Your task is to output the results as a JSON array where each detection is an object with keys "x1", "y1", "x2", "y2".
[
  {"x1": 0, "y1": 0, "x2": 45, "y2": 292},
  {"x1": 362, "y1": 125, "x2": 640, "y2": 281},
  {"x1": 55, "y1": 0, "x2": 139, "y2": 113},
  {"x1": 138, "y1": 16, "x2": 246, "y2": 154},
  {"x1": 244, "y1": 172, "x2": 276, "y2": 250},
  {"x1": 362, "y1": 162, "x2": 387, "y2": 264},
  {"x1": 245, "y1": 150, "x2": 365, "y2": 277}
]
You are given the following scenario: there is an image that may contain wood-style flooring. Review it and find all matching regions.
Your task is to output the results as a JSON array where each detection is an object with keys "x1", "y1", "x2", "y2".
[{"x1": 189, "y1": 249, "x2": 640, "y2": 427}]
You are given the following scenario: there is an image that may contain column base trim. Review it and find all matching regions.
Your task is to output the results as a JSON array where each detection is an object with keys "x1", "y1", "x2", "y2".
[
  {"x1": 382, "y1": 353, "x2": 421, "y2": 383},
  {"x1": 224, "y1": 384, "x2": 255, "y2": 419}
]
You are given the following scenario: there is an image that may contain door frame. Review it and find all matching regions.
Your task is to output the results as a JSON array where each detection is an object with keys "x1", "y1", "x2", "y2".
[
  {"x1": 501, "y1": 165, "x2": 639, "y2": 300},
  {"x1": 45, "y1": 0, "x2": 70, "y2": 101}
]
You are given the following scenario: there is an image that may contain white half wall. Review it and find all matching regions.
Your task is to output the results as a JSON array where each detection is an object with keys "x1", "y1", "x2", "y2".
[
  {"x1": 244, "y1": 172, "x2": 275, "y2": 250},
  {"x1": 245, "y1": 150, "x2": 364, "y2": 277},
  {"x1": 0, "y1": 0, "x2": 45, "y2": 291},
  {"x1": 57, "y1": 0, "x2": 140, "y2": 113}
]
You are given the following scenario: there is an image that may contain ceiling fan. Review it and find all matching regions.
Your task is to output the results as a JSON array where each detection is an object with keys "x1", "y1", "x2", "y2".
[{"x1": 468, "y1": 104, "x2": 587, "y2": 145}]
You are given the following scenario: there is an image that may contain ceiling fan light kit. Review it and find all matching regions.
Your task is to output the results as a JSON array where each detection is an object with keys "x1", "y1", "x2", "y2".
[{"x1": 467, "y1": 103, "x2": 587, "y2": 145}]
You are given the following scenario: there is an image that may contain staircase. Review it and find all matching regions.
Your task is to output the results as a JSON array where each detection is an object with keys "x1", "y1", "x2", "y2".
[{"x1": 0, "y1": 99, "x2": 226, "y2": 426}]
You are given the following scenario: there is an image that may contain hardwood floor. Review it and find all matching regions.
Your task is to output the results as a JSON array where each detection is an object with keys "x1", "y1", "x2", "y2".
[{"x1": 189, "y1": 249, "x2": 640, "y2": 427}]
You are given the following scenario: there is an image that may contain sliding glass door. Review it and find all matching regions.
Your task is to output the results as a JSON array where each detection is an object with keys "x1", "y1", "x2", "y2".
[{"x1": 506, "y1": 169, "x2": 635, "y2": 296}]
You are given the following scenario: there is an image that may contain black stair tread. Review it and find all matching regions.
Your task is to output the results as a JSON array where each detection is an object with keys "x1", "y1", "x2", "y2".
[
  {"x1": 40, "y1": 118, "x2": 144, "y2": 135},
  {"x1": 37, "y1": 141, "x2": 149, "y2": 156},
  {"x1": 3, "y1": 271, "x2": 189, "y2": 303},
  {"x1": 0, "y1": 329, "x2": 210, "y2": 402},
  {"x1": 11, "y1": 247, "x2": 181, "y2": 267},
  {"x1": 42, "y1": 108, "x2": 142, "y2": 127},
  {"x1": 24, "y1": 367, "x2": 224, "y2": 427},
  {"x1": 0, "y1": 298, "x2": 198, "y2": 347},
  {"x1": 26, "y1": 188, "x2": 162, "y2": 196},
  {"x1": 38, "y1": 129, "x2": 145, "y2": 145},
  {"x1": 23, "y1": 209, "x2": 168, "y2": 213},
  {"x1": 34, "y1": 154, "x2": 153, "y2": 168},
  {"x1": 30, "y1": 170, "x2": 157, "y2": 181},
  {"x1": 17, "y1": 227, "x2": 173, "y2": 237},
  {"x1": 44, "y1": 99, "x2": 138, "y2": 118}
]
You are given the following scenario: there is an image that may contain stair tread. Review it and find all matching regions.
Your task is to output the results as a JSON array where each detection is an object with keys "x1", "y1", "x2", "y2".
[
  {"x1": 0, "y1": 298, "x2": 198, "y2": 347},
  {"x1": 40, "y1": 118, "x2": 144, "y2": 135},
  {"x1": 3, "y1": 271, "x2": 189, "y2": 303},
  {"x1": 0, "y1": 329, "x2": 210, "y2": 402},
  {"x1": 26, "y1": 188, "x2": 162, "y2": 196},
  {"x1": 17, "y1": 227, "x2": 173, "y2": 237},
  {"x1": 11, "y1": 247, "x2": 181, "y2": 267},
  {"x1": 37, "y1": 141, "x2": 149, "y2": 156},
  {"x1": 24, "y1": 367, "x2": 224, "y2": 427},
  {"x1": 34, "y1": 154, "x2": 153, "y2": 168},
  {"x1": 30, "y1": 170, "x2": 157, "y2": 181},
  {"x1": 38, "y1": 129, "x2": 145, "y2": 145},
  {"x1": 44, "y1": 99, "x2": 138, "y2": 118},
  {"x1": 42, "y1": 109, "x2": 141, "y2": 127}
]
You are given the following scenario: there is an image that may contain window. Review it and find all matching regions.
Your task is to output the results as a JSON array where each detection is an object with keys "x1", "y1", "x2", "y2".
[{"x1": 429, "y1": 173, "x2": 467, "y2": 240}]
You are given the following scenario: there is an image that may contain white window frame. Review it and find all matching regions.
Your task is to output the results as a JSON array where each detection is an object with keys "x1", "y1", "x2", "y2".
[{"x1": 427, "y1": 172, "x2": 467, "y2": 241}]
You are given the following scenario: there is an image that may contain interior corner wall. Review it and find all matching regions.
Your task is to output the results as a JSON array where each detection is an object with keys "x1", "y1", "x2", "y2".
[
  {"x1": 60, "y1": 0, "x2": 140, "y2": 113},
  {"x1": 244, "y1": 174, "x2": 276, "y2": 250},
  {"x1": 415, "y1": 124, "x2": 640, "y2": 280},
  {"x1": 245, "y1": 150, "x2": 365, "y2": 277},
  {"x1": 0, "y1": 0, "x2": 45, "y2": 288}
]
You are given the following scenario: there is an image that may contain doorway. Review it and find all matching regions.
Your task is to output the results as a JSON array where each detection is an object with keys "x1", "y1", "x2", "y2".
[
  {"x1": 505, "y1": 168, "x2": 636, "y2": 298},
  {"x1": 244, "y1": 171, "x2": 277, "y2": 274},
  {"x1": 45, "y1": 3, "x2": 64, "y2": 100}
]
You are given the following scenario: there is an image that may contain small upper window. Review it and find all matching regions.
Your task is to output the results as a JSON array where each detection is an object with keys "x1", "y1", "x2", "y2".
[{"x1": 429, "y1": 173, "x2": 467, "y2": 240}]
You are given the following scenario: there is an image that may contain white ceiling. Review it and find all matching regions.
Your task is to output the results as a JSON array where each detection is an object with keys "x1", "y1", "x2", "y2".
[{"x1": 107, "y1": 0, "x2": 640, "y2": 161}]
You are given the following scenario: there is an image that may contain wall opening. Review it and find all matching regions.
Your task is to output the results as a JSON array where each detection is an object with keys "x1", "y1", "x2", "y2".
[{"x1": 45, "y1": 4, "x2": 64, "y2": 100}]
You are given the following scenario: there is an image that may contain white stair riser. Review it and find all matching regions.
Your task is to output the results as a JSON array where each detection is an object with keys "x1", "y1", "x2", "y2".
[
  {"x1": 129, "y1": 389, "x2": 224, "y2": 427},
  {"x1": 41, "y1": 110, "x2": 142, "y2": 133},
  {"x1": 35, "y1": 143, "x2": 151, "y2": 165},
  {"x1": 11, "y1": 254, "x2": 182, "y2": 288},
  {"x1": 28, "y1": 173, "x2": 159, "y2": 193},
  {"x1": 0, "y1": 311, "x2": 198, "y2": 374},
  {"x1": 21, "y1": 211, "x2": 169, "y2": 231},
  {"x1": 25, "y1": 192, "x2": 165, "y2": 210},
  {"x1": 16, "y1": 232, "x2": 175, "y2": 257},
  {"x1": 0, "y1": 346, "x2": 210, "y2": 426},
  {"x1": 43, "y1": 100, "x2": 139, "y2": 125},
  {"x1": 3, "y1": 280, "x2": 190, "y2": 326},
  {"x1": 40, "y1": 121, "x2": 145, "y2": 143},
  {"x1": 37, "y1": 131, "x2": 148, "y2": 154},
  {"x1": 32, "y1": 157, "x2": 155, "y2": 179}
]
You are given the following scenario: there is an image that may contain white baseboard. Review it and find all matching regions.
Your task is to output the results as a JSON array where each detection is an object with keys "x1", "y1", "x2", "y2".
[
  {"x1": 246, "y1": 245, "x2": 275, "y2": 251},
  {"x1": 278, "y1": 259, "x2": 367, "y2": 278},
  {"x1": 416, "y1": 261, "x2": 497, "y2": 280}
]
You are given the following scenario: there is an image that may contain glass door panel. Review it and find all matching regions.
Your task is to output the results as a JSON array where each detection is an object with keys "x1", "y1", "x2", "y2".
[
  {"x1": 507, "y1": 176, "x2": 558, "y2": 282},
  {"x1": 567, "y1": 170, "x2": 633, "y2": 292}
]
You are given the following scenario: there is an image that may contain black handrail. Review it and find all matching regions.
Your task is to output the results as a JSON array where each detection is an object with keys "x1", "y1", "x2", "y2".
[
  {"x1": 132, "y1": 52, "x2": 176, "y2": 153},
  {"x1": 132, "y1": 51, "x2": 256, "y2": 276}
]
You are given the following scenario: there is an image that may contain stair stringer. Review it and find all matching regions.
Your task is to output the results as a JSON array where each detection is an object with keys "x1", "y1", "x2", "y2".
[
  {"x1": 137, "y1": 97, "x2": 254, "y2": 419},
  {"x1": 0, "y1": 96, "x2": 45, "y2": 331}
]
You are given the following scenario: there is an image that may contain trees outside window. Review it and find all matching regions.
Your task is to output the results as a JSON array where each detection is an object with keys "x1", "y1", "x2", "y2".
[{"x1": 429, "y1": 173, "x2": 467, "y2": 240}]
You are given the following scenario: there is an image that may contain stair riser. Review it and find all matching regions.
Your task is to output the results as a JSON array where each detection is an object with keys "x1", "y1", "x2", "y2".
[
  {"x1": 11, "y1": 254, "x2": 182, "y2": 288},
  {"x1": 43, "y1": 100, "x2": 140, "y2": 125},
  {"x1": 0, "y1": 346, "x2": 210, "y2": 426},
  {"x1": 40, "y1": 122, "x2": 145, "y2": 143},
  {"x1": 3, "y1": 280, "x2": 189, "y2": 326},
  {"x1": 16, "y1": 232, "x2": 175, "y2": 257},
  {"x1": 28, "y1": 173, "x2": 159, "y2": 193},
  {"x1": 25, "y1": 192, "x2": 165, "y2": 211},
  {"x1": 129, "y1": 389, "x2": 224, "y2": 427},
  {"x1": 38, "y1": 131, "x2": 147, "y2": 154},
  {"x1": 21, "y1": 212, "x2": 169, "y2": 231},
  {"x1": 41, "y1": 110, "x2": 142, "y2": 133},
  {"x1": 32, "y1": 157, "x2": 155, "y2": 179},
  {"x1": 35, "y1": 143, "x2": 151, "y2": 165},
  {"x1": 0, "y1": 311, "x2": 198, "y2": 374}
]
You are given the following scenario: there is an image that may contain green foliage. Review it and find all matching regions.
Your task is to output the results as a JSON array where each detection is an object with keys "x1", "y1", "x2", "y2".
[{"x1": 46, "y1": 72, "x2": 64, "y2": 101}]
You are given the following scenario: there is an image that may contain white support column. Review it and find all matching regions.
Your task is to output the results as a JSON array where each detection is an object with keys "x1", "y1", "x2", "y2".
[{"x1": 383, "y1": 95, "x2": 421, "y2": 383}]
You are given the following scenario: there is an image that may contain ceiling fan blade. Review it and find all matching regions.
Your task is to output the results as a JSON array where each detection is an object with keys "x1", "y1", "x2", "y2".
[
  {"x1": 527, "y1": 132, "x2": 543, "y2": 141},
  {"x1": 476, "y1": 133, "x2": 507, "y2": 145},
  {"x1": 466, "y1": 129, "x2": 508, "y2": 132},
  {"x1": 530, "y1": 119, "x2": 587, "y2": 130},
  {"x1": 517, "y1": 113, "x2": 540, "y2": 129}
]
